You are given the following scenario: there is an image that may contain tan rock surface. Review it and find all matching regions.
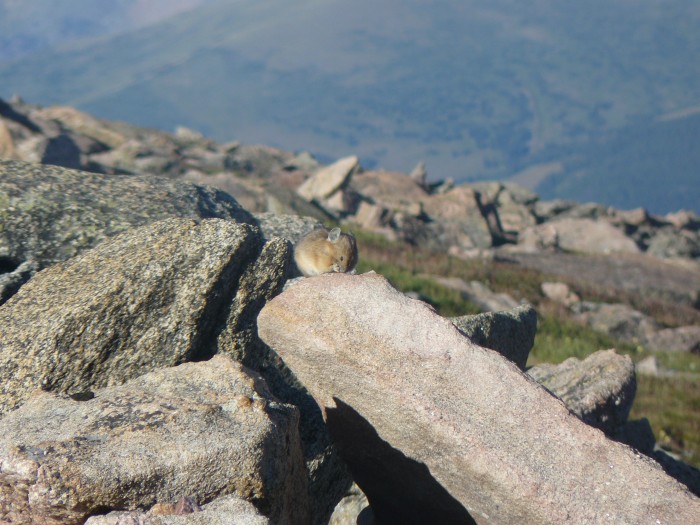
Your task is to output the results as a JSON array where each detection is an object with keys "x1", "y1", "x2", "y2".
[
  {"x1": 297, "y1": 155, "x2": 359, "y2": 201},
  {"x1": 0, "y1": 356, "x2": 308, "y2": 525},
  {"x1": 258, "y1": 272, "x2": 700, "y2": 525}
]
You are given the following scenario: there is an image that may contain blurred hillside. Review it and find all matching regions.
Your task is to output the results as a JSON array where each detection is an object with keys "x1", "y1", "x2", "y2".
[{"x1": 1, "y1": 0, "x2": 698, "y2": 213}]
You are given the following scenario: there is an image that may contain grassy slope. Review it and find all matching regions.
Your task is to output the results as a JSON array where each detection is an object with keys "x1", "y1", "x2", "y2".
[
  {"x1": 352, "y1": 229, "x2": 700, "y2": 467},
  {"x1": 1, "y1": 1, "x2": 699, "y2": 211}
]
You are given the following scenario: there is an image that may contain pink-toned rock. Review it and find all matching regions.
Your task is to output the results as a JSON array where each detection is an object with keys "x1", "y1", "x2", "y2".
[
  {"x1": 541, "y1": 281, "x2": 581, "y2": 306},
  {"x1": 349, "y1": 169, "x2": 429, "y2": 210},
  {"x1": 297, "y1": 155, "x2": 359, "y2": 202},
  {"x1": 258, "y1": 272, "x2": 699, "y2": 525}
]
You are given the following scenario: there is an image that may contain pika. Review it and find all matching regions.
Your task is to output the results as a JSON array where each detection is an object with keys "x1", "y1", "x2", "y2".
[{"x1": 294, "y1": 227, "x2": 358, "y2": 276}]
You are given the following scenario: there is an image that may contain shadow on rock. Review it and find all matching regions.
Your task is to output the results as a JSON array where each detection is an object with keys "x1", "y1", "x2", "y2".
[{"x1": 326, "y1": 397, "x2": 476, "y2": 525}]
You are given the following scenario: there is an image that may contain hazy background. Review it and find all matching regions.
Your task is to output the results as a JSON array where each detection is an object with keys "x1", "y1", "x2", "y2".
[{"x1": 1, "y1": 0, "x2": 699, "y2": 214}]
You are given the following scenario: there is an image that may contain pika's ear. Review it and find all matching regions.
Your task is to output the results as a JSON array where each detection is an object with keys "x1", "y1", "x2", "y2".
[{"x1": 328, "y1": 227, "x2": 341, "y2": 242}]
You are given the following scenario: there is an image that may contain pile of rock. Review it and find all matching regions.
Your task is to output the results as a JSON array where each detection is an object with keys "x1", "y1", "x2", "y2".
[
  {"x1": 2, "y1": 96, "x2": 699, "y2": 264},
  {"x1": 0, "y1": 160, "x2": 698, "y2": 524}
]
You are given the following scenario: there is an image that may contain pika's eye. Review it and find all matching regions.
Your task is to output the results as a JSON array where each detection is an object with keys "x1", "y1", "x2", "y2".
[{"x1": 340, "y1": 256, "x2": 344, "y2": 261}]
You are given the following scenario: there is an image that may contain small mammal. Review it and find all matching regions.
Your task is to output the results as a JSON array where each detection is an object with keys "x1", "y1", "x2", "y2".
[{"x1": 294, "y1": 227, "x2": 358, "y2": 276}]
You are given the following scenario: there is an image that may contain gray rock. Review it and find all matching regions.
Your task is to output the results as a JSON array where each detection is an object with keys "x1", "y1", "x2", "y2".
[
  {"x1": 527, "y1": 349, "x2": 637, "y2": 435},
  {"x1": 224, "y1": 143, "x2": 298, "y2": 177},
  {"x1": 469, "y1": 181, "x2": 538, "y2": 235},
  {"x1": 665, "y1": 209, "x2": 700, "y2": 231},
  {"x1": 645, "y1": 227, "x2": 700, "y2": 259},
  {"x1": 252, "y1": 212, "x2": 323, "y2": 244},
  {"x1": 519, "y1": 218, "x2": 641, "y2": 255},
  {"x1": 431, "y1": 276, "x2": 519, "y2": 312},
  {"x1": 258, "y1": 272, "x2": 699, "y2": 525},
  {"x1": 0, "y1": 218, "x2": 289, "y2": 416},
  {"x1": 0, "y1": 159, "x2": 255, "y2": 302},
  {"x1": 0, "y1": 355, "x2": 308, "y2": 525},
  {"x1": 85, "y1": 495, "x2": 274, "y2": 525},
  {"x1": 422, "y1": 186, "x2": 494, "y2": 250},
  {"x1": 635, "y1": 356, "x2": 660, "y2": 376},
  {"x1": 644, "y1": 325, "x2": 700, "y2": 353},
  {"x1": 570, "y1": 301, "x2": 660, "y2": 346},
  {"x1": 450, "y1": 304, "x2": 537, "y2": 370},
  {"x1": 408, "y1": 161, "x2": 427, "y2": 188},
  {"x1": 495, "y1": 250, "x2": 700, "y2": 309}
]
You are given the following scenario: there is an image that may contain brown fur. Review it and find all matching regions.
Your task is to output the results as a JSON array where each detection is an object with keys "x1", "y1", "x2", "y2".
[{"x1": 294, "y1": 227, "x2": 358, "y2": 276}]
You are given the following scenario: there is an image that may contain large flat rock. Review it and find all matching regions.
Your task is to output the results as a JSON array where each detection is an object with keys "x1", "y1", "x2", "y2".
[
  {"x1": 258, "y1": 272, "x2": 699, "y2": 525},
  {"x1": 0, "y1": 355, "x2": 308, "y2": 525}
]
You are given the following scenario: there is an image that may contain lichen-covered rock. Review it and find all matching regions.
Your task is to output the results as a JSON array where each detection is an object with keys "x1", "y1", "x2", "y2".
[
  {"x1": 451, "y1": 304, "x2": 537, "y2": 370},
  {"x1": 527, "y1": 349, "x2": 636, "y2": 435},
  {"x1": 0, "y1": 356, "x2": 308, "y2": 525},
  {"x1": 0, "y1": 159, "x2": 255, "y2": 302},
  {"x1": 0, "y1": 218, "x2": 289, "y2": 416}
]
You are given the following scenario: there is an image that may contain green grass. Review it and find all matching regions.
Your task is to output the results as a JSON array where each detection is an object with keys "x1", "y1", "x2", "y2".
[
  {"x1": 528, "y1": 316, "x2": 637, "y2": 365},
  {"x1": 632, "y1": 374, "x2": 700, "y2": 466}
]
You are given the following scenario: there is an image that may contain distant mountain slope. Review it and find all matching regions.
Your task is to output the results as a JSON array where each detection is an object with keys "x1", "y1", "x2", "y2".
[
  {"x1": 0, "y1": 0, "x2": 213, "y2": 62},
  {"x1": 1, "y1": 0, "x2": 699, "y2": 212},
  {"x1": 534, "y1": 112, "x2": 700, "y2": 214}
]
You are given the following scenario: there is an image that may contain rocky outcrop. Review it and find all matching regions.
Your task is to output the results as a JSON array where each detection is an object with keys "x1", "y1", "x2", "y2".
[
  {"x1": 258, "y1": 272, "x2": 699, "y2": 525},
  {"x1": 645, "y1": 325, "x2": 700, "y2": 353},
  {"x1": 0, "y1": 160, "x2": 347, "y2": 525},
  {"x1": 570, "y1": 301, "x2": 700, "y2": 353},
  {"x1": 3, "y1": 96, "x2": 699, "y2": 265},
  {"x1": 528, "y1": 350, "x2": 636, "y2": 435},
  {"x1": 451, "y1": 304, "x2": 537, "y2": 370},
  {"x1": 0, "y1": 218, "x2": 288, "y2": 416},
  {"x1": 570, "y1": 301, "x2": 661, "y2": 346},
  {"x1": 297, "y1": 155, "x2": 360, "y2": 213},
  {"x1": 0, "y1": 356, "x2": 308, "y2": 525},
  {"x1": 540, "y1": 281, "x2": 581, "y2": 306},
  {"x1": 1, "y1": 95, "x2": 698, "y2": 524},
  {"x1": 0, "y1": 159, "x2": 255, "y2": 302},
  {"x1": 518, "y1": 217, "x2": 642, "y2": 254}
]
